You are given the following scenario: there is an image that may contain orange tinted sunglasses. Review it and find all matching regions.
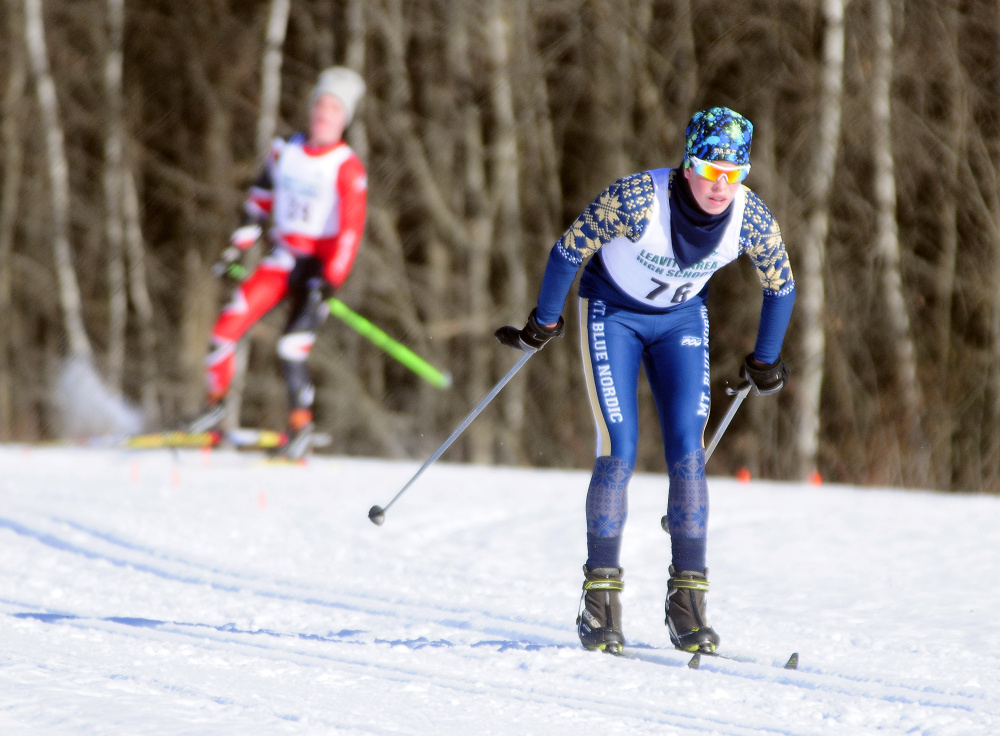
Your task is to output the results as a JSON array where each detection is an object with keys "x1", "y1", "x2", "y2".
[{"x1": 688, "y1": 155, "x2": 750, "y2": 184}]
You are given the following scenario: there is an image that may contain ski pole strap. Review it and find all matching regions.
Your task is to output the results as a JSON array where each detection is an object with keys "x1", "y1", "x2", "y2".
[
  {"x1": 583, "y1": 578, "x2": 624, "y2": 592},
  {"x1": 326, "y1": 298, "x2": 452, "y2": 390}
]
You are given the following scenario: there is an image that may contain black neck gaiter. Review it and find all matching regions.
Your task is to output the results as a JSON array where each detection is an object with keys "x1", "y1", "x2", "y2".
[{"x1": 669, "y1": 171, "x2": 735, "y2": 271}]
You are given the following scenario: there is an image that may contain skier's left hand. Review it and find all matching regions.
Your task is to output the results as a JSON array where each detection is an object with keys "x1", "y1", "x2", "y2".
[
  {"x1": 740, "y1": 353, "x2": 790, "y2": 395},
  {"x1": 307, "y1": 277, "x2": 334, "y2": 302},
  {"x1": 306, "y1": 278, "x2": 335, "y2": 320}
]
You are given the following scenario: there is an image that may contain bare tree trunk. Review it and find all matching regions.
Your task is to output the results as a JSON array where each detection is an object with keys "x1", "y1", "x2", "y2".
[
  {"x1": 377, "y1": 0, "x2": 469, "y2": 249},
  {"x1": 580, "y1": 1, "x2": 632, "y2": 188},
  {"x1": 206, "y1": 97, "x2": 242, "y2": 427},
  {"x1": 794, "y1": 0, "x2": 845, "y2": 479},
  {"x1": 225, "y1": 0, "x2": 291, "y2": 429},
  {"x1": 180, "y1": 244, "x2": 213, "y2": 418},
  {"x1": 256, "y1": 0, "x2": 289, "y2": 159},
  {"x1": 1, "y1": 0, "x2": 27, "y2": 441},
  {"x1": 344, "y1": 0, "x2": 369, "y2": 161},
  {"x1": 342, "y1": 0, "x2": 372, "y2": 320},
  {"x1": 303, "y1": 0, "x2": 334, "y2": 70},
  {"x1": 346, "y1": 0, "x2": 436, "y2": 446},
  {"x1": 632, "y1": 0, "x2": 679, "y2": 158},
  {"x1": 123, "y1": 169, "x2": 160, "y2": 426},
  {"x1": 519, "y1": 10, "x2": 560, "y2": 239},
  {"x1": 104, "y1": 0, "x2": 127, "y2": 391},
  {"x1": 177, "y1": 26, "x2": 234, "y2": 418},
  {"x1": 487, "y1": 1, "x2": 529, "y2": 463},
  {"x1": 376, "y1": 0, "x2": 495, "y2": 461},
  {"x1": 456, "y1": 5, "x2": 496, "y2": 464},
  {"x1": 871, "y1": 0, "x2": 926, "y2": 482},
  {"x1": 516, "y1": 3, "x2": 572, "y2": 466},
  {"x1": 981, "y1": 2, "x2": 1000, "y2": 489},
  {"x1": 24, "y1": 0, "x2": 93, "y2": 363},
  {"x1": 933, "y1": 3, "x2": 966, "y2": 489},
  {"x1": 671, "y1": 0, "x2": 699, "y2": 117}
]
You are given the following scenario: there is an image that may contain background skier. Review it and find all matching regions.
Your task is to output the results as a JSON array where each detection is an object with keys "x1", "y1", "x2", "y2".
[
  {"x1": 189, "y1": 67, "x2": 368, "y2": 460},
  {"x1": 496, "y1": 107, "x2": 795, "y2": 654}
]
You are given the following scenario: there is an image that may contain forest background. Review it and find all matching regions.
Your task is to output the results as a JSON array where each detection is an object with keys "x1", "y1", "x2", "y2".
[{"x1": 1, "y1": 0, "x2": 998, "y2": 493}]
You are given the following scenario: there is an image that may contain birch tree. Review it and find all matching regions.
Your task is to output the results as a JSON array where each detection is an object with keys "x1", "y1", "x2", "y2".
[
  {"x1": 452, "y1": 2, "x2": 496, "y2": 464},
  {"x1": 1, "y1": 0, "x2": 27, "y2": 440},
  {"x1": 487, "y1": 2, "x2": 530, "y2": 463},
  {"x1": 371, "y1": 0, "x2": 495, "y2": 461},
  {"x1": 103, "y1": 0, "x2": 127, "y2": 390},
  {"x1": 344, "y1": 0, "x2": 368, "y2": 161},
  {"x1": 225, "y1": 0, "x2": 291, "y2": 428},
  {"x1": 930, "y1": 3, "x2": 966, "y2": 487},
  {"x1": 23, "y1": 0, "x2": 93, "y2": 362},
  {"x1": 981, "y1": 2, "x2": 1000, "y2": 488},
  {"x1": 871, "y1": 0, "x2": 926, "y2": 480},
  {"x1": 794, "y1": 0, "x2": 846, "y2": 479},
  {"x1": 1, "y1": 0, "x2": 999, "y2": 490},
  {"x1": 256, "y1": 0, "x2": 289, "y2": 159},
  {"x1": 123, "y1": 170, "x2": 160, "y2": 425}
]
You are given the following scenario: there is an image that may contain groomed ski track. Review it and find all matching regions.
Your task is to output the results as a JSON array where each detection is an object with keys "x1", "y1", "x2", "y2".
[{"x1": 1, "y1": 446, "x2": 997, "y2": 734}]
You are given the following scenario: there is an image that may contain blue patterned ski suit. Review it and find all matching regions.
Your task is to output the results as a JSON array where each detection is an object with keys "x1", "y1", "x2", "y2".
[{"x1": 532, "y1": 167, "x2": 795, "y2": 572}]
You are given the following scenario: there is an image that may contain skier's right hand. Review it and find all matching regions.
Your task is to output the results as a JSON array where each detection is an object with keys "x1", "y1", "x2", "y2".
[
  {"x1": 212, "y1": 224, "x2": 261, "y2": 280},
  {"x1": 495, "y1": 309, "x2": 565, "y2": 353},
  {"x1": 212, "y1": 246, "x2": 246, "y2": 280}
]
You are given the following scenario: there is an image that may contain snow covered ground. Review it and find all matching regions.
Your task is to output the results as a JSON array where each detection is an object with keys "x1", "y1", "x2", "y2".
[{"x1": 0, "y1": 443, "x2": 997, "y2": 735}]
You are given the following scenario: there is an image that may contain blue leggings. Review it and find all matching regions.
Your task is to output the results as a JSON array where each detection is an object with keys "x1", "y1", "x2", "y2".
[{"x1": 580, "y1": 298, "x2": 711, "y2": 573}]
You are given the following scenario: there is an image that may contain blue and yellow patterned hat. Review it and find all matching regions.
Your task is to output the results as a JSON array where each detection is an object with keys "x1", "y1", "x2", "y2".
[{"x1": 683, "y1": 107, "x2": 753, "y2": 166}]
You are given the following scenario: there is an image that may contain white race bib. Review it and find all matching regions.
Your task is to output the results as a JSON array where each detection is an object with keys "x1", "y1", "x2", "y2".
[
  {"x1": 272, "y1": 143, "x2": 354, "y2": 238},
  {"x1": 599, "y1": 168, "x2": 745, "y2": 305}
]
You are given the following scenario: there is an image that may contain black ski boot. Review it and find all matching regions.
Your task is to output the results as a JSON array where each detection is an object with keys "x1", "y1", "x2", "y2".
[
  {"x1": 665, "y1": 566, "x2": 720, "y2": 653},
  {"x1": 576, "y1": 565, "x2": 625, "y2": 653}
]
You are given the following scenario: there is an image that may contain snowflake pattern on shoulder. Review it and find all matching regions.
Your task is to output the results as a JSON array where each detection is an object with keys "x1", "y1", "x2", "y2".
[
  {"x1": 740, "y1": 187, "x2": 795, "y2": 297},
  {"x1": 555, "y1": 172, "x2": 656, "y2": 265}
]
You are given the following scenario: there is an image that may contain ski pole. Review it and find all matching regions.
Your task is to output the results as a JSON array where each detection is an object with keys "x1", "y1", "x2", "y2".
[
  {"x1": 368, "y1": 351, "x2": 534, "y2": 525},
  {"x1": 217, "y1": 264, "x2": 450, "y2": 389},
  {"x1": 327, "y1": 298, "x2": 451, "y2": 390},
  {"x1": 704, "y1": 381, "x2": 752, "y2": 462}
]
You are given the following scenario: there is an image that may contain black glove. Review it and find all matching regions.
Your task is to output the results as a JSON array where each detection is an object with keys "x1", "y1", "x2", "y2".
[
  {"x1": 307, "y1": 277, "x2": 334, "y2": 301},
  {"x1": 495, "y1": 309, "x2": 565, "y2": 352},
  {"x1": 306, "y1": 277, "x2": 335, "y2": 320},
  {"x1": 739, "y1": 353, "x2": 790, "y2": 395}
]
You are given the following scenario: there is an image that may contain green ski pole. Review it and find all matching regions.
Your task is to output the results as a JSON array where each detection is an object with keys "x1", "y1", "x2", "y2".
[{"x1": 326, "y1": 297, "x2": 451, "y2": 390}]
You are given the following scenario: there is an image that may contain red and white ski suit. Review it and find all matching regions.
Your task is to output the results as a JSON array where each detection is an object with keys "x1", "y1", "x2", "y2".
[{"x1": 206, "y1": 135, "x2": 367, "y2": 407}]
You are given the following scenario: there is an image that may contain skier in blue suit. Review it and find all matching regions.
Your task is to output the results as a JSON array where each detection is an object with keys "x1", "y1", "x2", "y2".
[{"x1": 496, "y1": 107, "x2": 795, "y2": 654}]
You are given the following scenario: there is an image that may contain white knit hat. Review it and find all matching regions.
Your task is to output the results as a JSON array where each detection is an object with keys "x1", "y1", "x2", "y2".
[{"x1": 311, "y1": 66, "x2": 366, "y2": 126}]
